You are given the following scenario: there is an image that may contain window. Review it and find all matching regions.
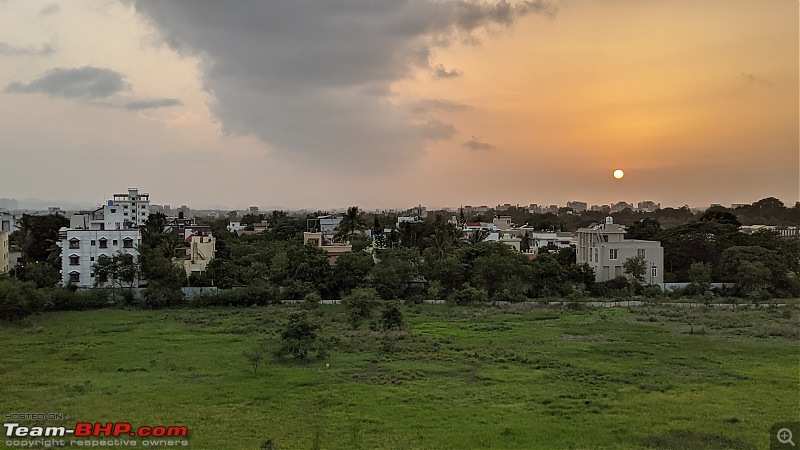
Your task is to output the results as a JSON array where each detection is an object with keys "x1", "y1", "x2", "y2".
[
  {"x1": 123, "y1": 238, "x2": 134, "y2": 249},
  {"x1": 69, "y1": 272, "x2": 80, "y2": 283},
  {"x1": 69, "y1": 238, "x2": 80, "y2": 249},
  {"x1": 609, "y1": 249, "x2": 618, "y2": 260},
  {"x1": 651, "y1": 266, "x2": 658, "y2": 278},
  {"x1": 91, "y1": 240, "x2": 96, "y2": 246},
  {"x1": 90, "y1": 257, "x2": 95, "y2": 262},
  {"x1": 99, "y1": 238, "x2": 108, "y2": 249},
  {"x1": 112, "y1": 239, "x2": 118, "y2": 246},
  {"x1": 594, "y1": 248, "x2": 598, "y2": 262},
  {"x1": 69, "y1": 255, "x2": 80, "y2": 266},
  {"x1": 638, "y1": 249, "x2": 646, "y2": 258},
  {"x1": 123, "y1": 205, "x2": 129, "y2": 209}
]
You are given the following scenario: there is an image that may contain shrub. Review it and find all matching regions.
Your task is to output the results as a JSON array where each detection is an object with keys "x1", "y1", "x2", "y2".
[
  {"x1": 278, "y1": 310, "x2": 322, "y2": 360},
  {"x1": 142, "y1": 283, "x2": 185, "y2": 309},
  {"x1": 446, "y1": 283, "x2": 489, "y2": 306},
  {"x1": 0, "y1": 277, "x2": 50, "y2": 321},
  {"x1": 304, "y1": 292, "x2": 321, "y2": 309},
  {"x1": 343, "y1": 288, "x2": 380, "y2": 330},
  {"x1": 380, "y1": 303, "x2": 404, "y2": 331}
]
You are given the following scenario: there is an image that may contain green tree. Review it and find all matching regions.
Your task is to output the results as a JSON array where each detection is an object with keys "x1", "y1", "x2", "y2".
[
  {"x1": 279, "y1": 310, "x2": 321, "y2": 360},
  {"x1": 93, "y1": 253, "x2": 138, "y2": 302},
  {"x1": 17, "y1": 213, "x2": 69, "y2": 267},
  {"x1": 686, "y1": 262, "x2": 712, "y2": 295},
  {"x1": 0, "y1": 277, "x2": 50, "y2": 321},
  {"x1": 20, "y1": 261, "x2": 60, "y2": 289},
  {"x1": 623, "y1": 256, "x2": 647, "y2": 284},
  {"x1": 625, "y1": 218, "x2": 662, "y2": 240},
  {"x1": 334, "y1": 206, "x2": 367, "y2": 243},
  {"x1": 380, "y1": 303, "x2": 404, "y2": 331},
  {"x1": 342, "y1": 287, "x2": 380, "y2": 330}
]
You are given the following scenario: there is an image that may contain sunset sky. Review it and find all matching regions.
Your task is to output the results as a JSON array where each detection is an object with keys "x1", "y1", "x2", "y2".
[{"x1": 0, "y1": 0, "x2": 797, "y2": 211}]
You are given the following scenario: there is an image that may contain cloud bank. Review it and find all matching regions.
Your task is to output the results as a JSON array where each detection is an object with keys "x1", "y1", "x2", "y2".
[{"x1": 131, "y1": 0, "x2": 555, "y2": 170}]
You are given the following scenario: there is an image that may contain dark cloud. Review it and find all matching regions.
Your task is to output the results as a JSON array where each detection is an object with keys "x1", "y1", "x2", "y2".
[
  {"x1": 0, "y1": 41, "x2": 55, "y2": 57},
  {"x1": 132, "y1": 0, "x2": 555, "y2": 171},
  {"x1": 6, "y1": 66, "x2": 128, "y2": 99},
  {"x1": 40, "y1": 3, "x2": 60, "y2": 16},
  {"x1": 463, "y1": 136, "x2": 494, "y2": 151},
  {"x1": 416, "y1": 120, "x2": 458, "y2": 141},
  {"x1": 6, "y1": 66, "x2": 181, "y2": 111},
  {"x1": 432, "y1": 63, "x2": 463, "y2": 79},
  {"x1": 124, "y1": 98, "x2": 183, "y2": 110},
  {"x1": 410, "y1": 98, "x2": 473, "y2": 114}
]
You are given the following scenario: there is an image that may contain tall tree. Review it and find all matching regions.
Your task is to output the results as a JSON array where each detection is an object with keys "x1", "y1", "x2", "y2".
[{"x1": 334, "y1": 206, "x2": 367, "y2": 243}]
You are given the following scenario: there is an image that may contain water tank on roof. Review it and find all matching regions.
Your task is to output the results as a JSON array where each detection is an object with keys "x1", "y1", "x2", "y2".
[
  {"x1": 108, "y1": 200, "x2": 114, "y2": 206},
  {"x1": 605, "y1": 216, "x2": 613, "y2": 225}
]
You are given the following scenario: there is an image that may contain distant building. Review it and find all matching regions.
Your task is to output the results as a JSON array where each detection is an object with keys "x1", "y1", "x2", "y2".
[
  {"x1": 576, "y1": 217, "x2": 663, "y2": 284},
  {"x1": 0, "y1": 198, "x2": 18, "y2": 211},
  {"x1": 483, "y1": 232, "x2": 522, "y2": 252},
  {"x1": 249, "y1": 206, "x2": 260, "y2": 214},
  {"x1": 637, "y1": 201, "x2": 661, "y2": 213},
  {"x1": 493, "y1": 216, "x2": 512, "y2": 231},
  {"x1": 610, "y1": 201, "x2": 633, "y2": 213},
  {"x1": 0, "y1": 231, "x2": 9, "y2": 274},
  {"x1": 0, "y1": 211, "x2": 19, "y2": 233},
  {"x1": 567, "y1": 201, "x2": 587, "y2": 213},
  {"x1": 303, "y1": 232, "x2": 352, "y2": 264},
  {"x1": 731, "y1": 203, "x2": 748, "y2": 209}
]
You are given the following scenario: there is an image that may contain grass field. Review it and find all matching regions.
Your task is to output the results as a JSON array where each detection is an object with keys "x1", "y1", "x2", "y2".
[{"x1": 1, "y1": 303, "x2": 798, "y2": 449}]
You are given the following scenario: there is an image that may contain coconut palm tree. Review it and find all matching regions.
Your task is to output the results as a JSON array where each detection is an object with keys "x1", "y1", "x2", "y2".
[{"x1": 334, "y1": 206, "x2": 367, "y2": 243}]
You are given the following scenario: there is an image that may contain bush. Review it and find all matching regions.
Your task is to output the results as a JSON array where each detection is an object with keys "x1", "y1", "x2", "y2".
[
  {"x1": 446, "y1": 283, "x2": 489, "y2": 306},
  {"x1": 0, "y1": 277, "x2": 50, "y2": 321},
  {"x1": 279, "y1": 280, "x2": 316, "y2": 301},
  {"x1": 142, "y1": 283, "x2": 185, "y2": 309},
  {"x1": 304, "y1": 292, "x2": 321, "y2": 309},
  {"x1": 48, "y1": 288, "x2": 109, "y2": 311},
  {"x1": 278, "y1": 310, "x2": 323, "y2": 360},
  {"x1": 342, "y1": 288, "x2": 380, "y2": 330},
  {"x1": 380, "y1": 303, "x2": 404, "y2": 331}
]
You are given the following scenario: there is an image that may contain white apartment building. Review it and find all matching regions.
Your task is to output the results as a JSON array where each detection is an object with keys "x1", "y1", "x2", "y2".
[
  {"x1": 1, "y1": 231, "x2": 9, "y2": 274},
  {"x1": 57, "y1": 188, "x2": 149, "y2": 287},
  {"x1": 576, "y1": 217, "x2": 664, "y2": 284}
]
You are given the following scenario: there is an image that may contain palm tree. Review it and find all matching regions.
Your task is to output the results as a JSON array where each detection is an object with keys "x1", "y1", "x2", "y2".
[{"x1": 334, "y1": 206, "x2": 367, "y2": 243}]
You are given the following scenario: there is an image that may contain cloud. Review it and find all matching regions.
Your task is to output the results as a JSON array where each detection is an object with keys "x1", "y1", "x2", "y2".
[
  {"x1": 463, "y1": 136, "x2": 494, "y2": 151},
  {"x1": 6, "y1": 66, "x2": 182, "y2": 111},
  {"x1": 416, "y1": 120, "x2": 458, "y2": 141},
  {"x1": 432, "y1": 63, "x2": 463, "y2": 79},
  {"x1": 6, "y1": 66, "x2": 129, "y2": 99},
  {"x1": 124, "y1": 98, "x2": 183, "y2": 110},
  {"x1": 410, "y1": 98, "x2": 473, "y2": 114},
  {"x1": 0, "y1": 41, "x2": 55, "y2": 57},
  {"x1": 39, "y1": 3, "x2": 60, "y2": 16},
  {"x1": 132, "y1": 0, "x2": 555, "y2": 171}
]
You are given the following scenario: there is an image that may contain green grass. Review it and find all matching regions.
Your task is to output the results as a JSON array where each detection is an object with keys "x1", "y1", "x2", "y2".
[{"x1": 1, "y1": 303, "x2": 798, "y2": 449}]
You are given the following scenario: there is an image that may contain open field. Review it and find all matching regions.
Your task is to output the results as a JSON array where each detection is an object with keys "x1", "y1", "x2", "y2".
[{"x1": 1, "y1": 303, "x2": 798, "y2": 449}]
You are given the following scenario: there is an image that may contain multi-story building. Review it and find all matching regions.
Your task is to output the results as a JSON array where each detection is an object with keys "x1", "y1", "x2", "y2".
[
  {"x1": 576, "y1": 217, "x2": 664, "y2": 285},
  {"x1": 57, "y1": 188, "x2": 149, "y2": 288},
  {"x1": 1, "y1": 210, "x2": 19, "y2": 233},
  {"x1": 637, "y1": 201, "x2": 661, "y2": 213},
  {"x1": 610, "y1": 201, "x2": 633, "y2": 213},
  {"x1": 567, "y1": 201, "x2": 588, "y2": 213},
  {"x1": 0, "y1": 231, "x2": 9, "y2": 274}
]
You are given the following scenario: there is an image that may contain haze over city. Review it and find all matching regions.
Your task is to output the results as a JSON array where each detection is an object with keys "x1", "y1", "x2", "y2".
[{"x1": 0, "y1": 0, "x2": 797, "y2": 210}]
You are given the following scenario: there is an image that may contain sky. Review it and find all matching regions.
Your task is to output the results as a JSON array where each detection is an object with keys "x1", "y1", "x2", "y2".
[{"x1": 0, "y1": 0, "x2": 797, "y2": 211}]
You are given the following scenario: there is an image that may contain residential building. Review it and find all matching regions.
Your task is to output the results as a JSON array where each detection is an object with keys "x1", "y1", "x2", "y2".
[
  {"x1": 57, "y1": 188, "x2": 148, "y2": 288},
  {"x1": 567, "y1": 201, "x2": 588, "y2": 213},
  {"x1": 227, "y1": 221, "x2": 245, "y2": 233},
  {"x1": 1, "y1": 210, "x2": 19, "y2": 233},
  {"x1": 611, "y1": 201, "x2": 633, "y2": 213},
  {"x1": 492, "y1": 216, "x2": 512, "y2": 231},
  {"x1": 0, "y1": 231, "x2": 9, "y2": 274},
  {"x1": 483, "y1": 232, "x2": 521, "y2": 251},
  {"x1": 303, "y1": 232, "x2": 352, "y2": 264},
  {"x1": 180, "y1": 230, "x2": 216, "y2": 276},
  {"x1": 576, "y1": 217, "x2": 664, "y2": 284},
  {"x1": 527, "y1": 231, "x2": 573, "y2": 252},
  {"x1": 637, "y1": 201, "x2": 661, "y2": 213}
]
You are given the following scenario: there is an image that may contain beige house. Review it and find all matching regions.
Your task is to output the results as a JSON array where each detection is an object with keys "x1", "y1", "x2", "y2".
[
  {"x1": 303, "y1": 232, "x2": 352, "y2": 264},
  {"x1": 181, "y1": 233, "x2": 216, "y2": 276},
  {"x1": 0, "y1": 231, "x2": 9, "y2": 274},
  {"x1": 576, "y1": 217, "x2": 663, "y2": 284}
]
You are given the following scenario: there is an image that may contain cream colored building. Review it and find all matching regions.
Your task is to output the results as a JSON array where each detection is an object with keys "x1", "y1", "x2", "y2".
[
  {"x1": 576, "y1": 217, "x2": 663, "y2": 284},
  {"x1": 303, "y1": 232, "x2": 352, "y2": 264},
  {"x1": 0, "y1": 231, "x2": 9, "y2": 274},
  {"x1": 181, "y1": 233, "x2": 216, "y2": 276}
]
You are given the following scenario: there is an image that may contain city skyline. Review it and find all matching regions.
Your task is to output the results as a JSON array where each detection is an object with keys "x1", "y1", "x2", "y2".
[{"x1": 0, "y1": 1, "x2": 797, "y2": 210}]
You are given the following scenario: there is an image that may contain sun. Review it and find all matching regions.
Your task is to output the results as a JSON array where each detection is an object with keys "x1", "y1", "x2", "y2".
[{"x1": 613, "y1": 169, "x2": 624, "y2": 179}]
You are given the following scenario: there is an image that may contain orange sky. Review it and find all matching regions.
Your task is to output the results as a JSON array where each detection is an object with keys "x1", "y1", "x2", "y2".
[{"x1": 0, "y1": 1, "x2": 797, "y2": 210}]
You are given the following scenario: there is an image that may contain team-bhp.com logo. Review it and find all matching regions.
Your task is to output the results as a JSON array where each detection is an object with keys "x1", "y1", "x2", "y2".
[{"x1": 5, "y1": 422, "x2": 189, "y2": 447}]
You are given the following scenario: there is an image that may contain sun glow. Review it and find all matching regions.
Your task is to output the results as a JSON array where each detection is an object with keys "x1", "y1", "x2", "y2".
[{"x1": 613, "y1": 169, "x2": 624, "y2": 179}]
